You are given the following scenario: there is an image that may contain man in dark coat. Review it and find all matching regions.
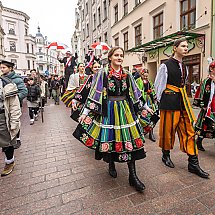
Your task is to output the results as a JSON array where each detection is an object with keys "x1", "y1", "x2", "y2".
[{"x1": 57, "y1": 51, "x2": 78, "y2": 88}]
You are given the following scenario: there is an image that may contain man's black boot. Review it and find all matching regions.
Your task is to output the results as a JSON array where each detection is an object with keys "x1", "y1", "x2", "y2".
[
  {"x1": 149, "y1": 129, "x2": 156, "y2": 142},
  {"x1": 162, "y1": 150, "x2": 175, "y2": 168},
  {"x1": 108, "y1": 162, "x2": 117, "y2": 178},
  {"x1": 188, "y1": 155, "x2": 209, "y2": 178},
  {"x1": 196, "y1": 137, "x2": 205, "y2": 151},
  {"x1": 127, "y1": 160, "x2": 145, "y2": 192}
]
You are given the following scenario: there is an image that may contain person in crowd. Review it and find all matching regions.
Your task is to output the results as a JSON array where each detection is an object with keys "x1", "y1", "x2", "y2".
[
  {"x1": 154, "y1": 38, "x2": 209, "y2": 178},
  {"x1": 0, "y1": 60, "x2": 27, "y2": 149},
  {"x1": 26, "y1": 77, "x2": 40, "y2": 125},
  {"x1": 136, "y1": 69, "x2": 159, "y2": 142},
  {"x1": 30, "y1": 69, "x2": 39, "y2": 85},
  {"x1": 47, "y1": 75, "x2": 54, "y2": 99},
  {"x1": 51, "y1": 75, "x2": 61, "y2": 105},
  {"x1": 57, "y1": 51, "x2": 78, "y2": 87},
  {"x1": 73, "y1": 47, "x2": 153, "y2": 192},
  {"x1": 193, "y1": 61, "x2": 215, "y2": 151},
  {"x1": 61, "y1": 63, "x2": 88, "y2": 121},
  {"x1": 0, "y1": 76, "x2": 21, "y2": 176},
  {"x1": 70, "y1": 62, "x2": 101, "y2": 122},
  {"x1": 131, "y1": 67, "x2": 140, "y2": 80},
  {"x1": 85, "y1": 49, "x2": 100, "y2": 75},
  {"x1": 40, "y1": 75, "x2": 48, "y2": 111}
]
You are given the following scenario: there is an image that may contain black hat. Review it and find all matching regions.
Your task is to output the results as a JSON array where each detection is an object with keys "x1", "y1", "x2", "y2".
[{"x1": 0, "y1": 60, "x2": 15, "y2": 68}]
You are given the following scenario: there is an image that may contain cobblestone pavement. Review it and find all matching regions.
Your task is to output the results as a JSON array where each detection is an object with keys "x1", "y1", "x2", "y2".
[{"x1": 0, "y1": 100, "x2": 215, "y2": 215}]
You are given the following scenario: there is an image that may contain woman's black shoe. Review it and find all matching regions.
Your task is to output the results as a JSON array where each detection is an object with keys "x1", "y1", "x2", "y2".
[
  {"x1": 109, "y1": 162, "x2": 117, "y2": 178},
  {"x1": 127, "y1": 161, "x2": 145, "y2": 192}
]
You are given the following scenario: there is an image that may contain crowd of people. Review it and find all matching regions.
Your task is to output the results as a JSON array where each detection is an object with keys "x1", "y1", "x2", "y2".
[{"x1": 0, "y1": 38, "x2": 214, "y2": 194}]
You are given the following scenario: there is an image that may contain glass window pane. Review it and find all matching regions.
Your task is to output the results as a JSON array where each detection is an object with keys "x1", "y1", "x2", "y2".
[
  {"x1": 190, "y1": 11, "x2": 196, "y2": 27},
  {"x1": 182, "y1": 0, "x2": 188, "y2": 12},
  {"x1": 190, "y1": 0, "x2": 196, "y2": 9},
  {"x1": 181, "y1": 14, "x2": 188, "y2": 29}
]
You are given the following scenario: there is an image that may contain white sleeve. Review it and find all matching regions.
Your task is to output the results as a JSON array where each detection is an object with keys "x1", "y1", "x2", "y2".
[
  {"x1": 154, "y1": 64, "x2": 168, "y2": 102},
  {"x1": 82, "y1": 108, "x2": 90, "y2": 115}
]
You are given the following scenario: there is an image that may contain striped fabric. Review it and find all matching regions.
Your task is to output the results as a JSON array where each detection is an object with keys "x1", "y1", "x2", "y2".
[
  {"x1": 159, "y1": 110, "x2": 197, "y2": 155},
  {"x1": 166, "y1": 84, "x2": 196, "y2": 124},
  {"x1": 61, "y1": 89, "x2": 76, "y2": 107},
  {"x1": 80, "y1": 100, "x2": 145, "y2": 155}
]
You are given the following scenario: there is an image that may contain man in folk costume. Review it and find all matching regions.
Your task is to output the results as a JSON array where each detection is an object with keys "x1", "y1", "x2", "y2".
[
  {"x1": 57, "y1": 51, "x2": 78, "y2": 87},
  {"x1": 85, "y1": 49, "x2": 100, "y2": 75},
  {"x1": 154, "y1": 38, "x2": 209, "y2": 178}
]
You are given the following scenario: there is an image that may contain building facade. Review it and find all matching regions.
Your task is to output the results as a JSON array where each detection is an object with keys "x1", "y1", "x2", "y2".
[
  {"x1": 0, "y1": 2, "x2": 5, "y2": 59},
  {"x1": 75, "y1": 0, "x2": 111, "y2": 65},
  {"x1": 2, "y1": 5, "x2": 36, "y2": 76},
  {"x1": 110, "y1": 0, "x2": 212, "y2": 96},
  {"x1": 35, "y1": 27, "x2": 62, "y2": 76}
]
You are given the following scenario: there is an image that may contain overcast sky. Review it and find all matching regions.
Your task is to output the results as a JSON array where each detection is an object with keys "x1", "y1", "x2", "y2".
[{"x1": 1, "y1": 0, "x2": 78, "y2": 48}]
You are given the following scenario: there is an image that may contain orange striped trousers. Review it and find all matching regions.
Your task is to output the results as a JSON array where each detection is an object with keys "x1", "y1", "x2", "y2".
[{"x1": 159, "y1": 110, "x2": 198, "y2": 155}]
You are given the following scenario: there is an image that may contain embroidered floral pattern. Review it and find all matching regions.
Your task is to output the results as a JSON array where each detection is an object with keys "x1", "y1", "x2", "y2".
[
  {"x1": 135, "y1": 138, "x2": 144, "y2": 148},
  {"x1": 80, "y1": 133, "x2": 88, "y2": 143},
  {"x1": 205, "y1": 85, "x2": 211, "y2": 93},
  {"x1": 84, "y1": 116, "x2": 92, "y2": 125},
  {"x1": 118, "y1": 153, "x2": 131, "y2": 161},
  {"x1": 122, "y1": 79, "x2": 127, "y2": 91},
  {"x1": 85, "y1": 137, "x2": 94, "y2": 147},
  {"x1": 115, "y1": 142, "x2": 123, "y2": 152},
  {"x1": 108, "y1": 80, "x2": 115, "y2": 92},
  {"x1": 101, "y1": 143, "x2": 110, "y2": 152},
  {"x1": 125, "y1": 142, "x2": 133, "y2": 151}
]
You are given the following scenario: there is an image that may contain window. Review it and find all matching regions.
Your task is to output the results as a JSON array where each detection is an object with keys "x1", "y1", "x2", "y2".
[
  {"x1": 99, "y1": 37, "x2": 102, "y2": 42},
  {"x1": 114, "y1": 4, "x2": 118, "y2": 23},
  {"x1": 26, "y1": 43, "x2": 29, "y2": 53},
  {"x1": 27, "y1": 60, "x2": 30, "y2": 70},
  {"x1": 25, "y1": 28, "x2": 28, "y2": 36},
  {"x1": 82, "y1": 10, "x2": 84, "y2": 19},
  {"x1": 115, "y1": 37, "x2": 119, "y2": 46},
  {"x1": 11, "y1": 59, "x2": 17, "y2": 69},
  {"x1": 93, "y1": 13, "x2": 96, "y2": 30},
  {"x1": 135, "y1": 0, "x2": 141, "y2": 6},
  {"x1": 10, "y1": 41, "x2": 16, "y2": 52},
  {"x1": 104, "y1": 32, "x2": 108, "y2": 43},
  {"x1": 98, "y1": 7, "x2": 101, "y2": 25},
  {"x1": 124, "y1": 32, "x2": 128, "y2": 51},
  {"x1": 180, "y1": 0, "x2": 196, "y2": 30},
  {"x1": 86, "y1": 2, "x2": 88, "y2": 15},
  {"x1": 135, "y1": 24, "x2": 142, "y2": 46},
  {"x1": 86, "y1": 24, "x2": 89, "y2": 37},
  {"x1": 153, "y1": 12, "x2": 163, "y2": 39},
  {"x1": 103, "y1": 0, "x2": 107, "y2": 19},
  {"x1": 32, "y1": 44, "x2": 34, "y2": 54},
  {"x1": 8, "y1": 23, "x2": 15, "y2": 35},
  {"x1": 123, "y1": 0, "x2": 128, "y2": 16},
  {"x1": 39, "y1": 48, "x2": 42, "y2": 53}
]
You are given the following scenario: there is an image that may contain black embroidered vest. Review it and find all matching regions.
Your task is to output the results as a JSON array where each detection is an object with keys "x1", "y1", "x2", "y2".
[{"x1": 159, "y1": 58, "x2": 186, "y2": 110}]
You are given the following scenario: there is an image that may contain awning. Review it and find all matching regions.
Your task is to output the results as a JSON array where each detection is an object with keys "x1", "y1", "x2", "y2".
[{"x1": 127, "y1": 31, "x2": 205, "y2": 53}]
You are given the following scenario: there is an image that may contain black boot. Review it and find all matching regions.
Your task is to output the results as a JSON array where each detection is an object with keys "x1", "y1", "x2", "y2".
[
  {"x1": 108, "y1": 162, "x2": 117, "y2": 178},
  {"x1": 162, "y1": 150, "x2": 175, "y2": 168},
  {"x1": 127, "y1": 161, "x2": 145, "y2": 192},
  {"x1": 188, "y1": 155, "x2": 209, "y2": 178},
  {"x1": 149, "y1": 129, "x2": 156, "y2": 142},
  {"x1": 196, "y1": 137, "x2": 205, "y2": 151}
]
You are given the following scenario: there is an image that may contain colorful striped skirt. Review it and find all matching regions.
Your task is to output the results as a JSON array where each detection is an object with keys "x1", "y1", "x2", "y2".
[{"x1": 73, "y1": 99, "x2": 146, "y2": 163}]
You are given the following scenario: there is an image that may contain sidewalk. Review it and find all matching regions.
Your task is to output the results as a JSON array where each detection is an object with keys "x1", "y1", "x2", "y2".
[{"x1": 0, "y1": 100, "x2": 215, "y2": 214}]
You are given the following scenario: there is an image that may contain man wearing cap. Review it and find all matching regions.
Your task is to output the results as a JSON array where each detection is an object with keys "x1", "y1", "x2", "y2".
[
  {"x1": 57, "y1": 51, "x2": 78, "y2": 88},
  {"x1": 0, "y1": 60, "x2": 27, "y2": 149},
  {"x1": 193, "y1": 61, "x2": 215, "y2": 151}
]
